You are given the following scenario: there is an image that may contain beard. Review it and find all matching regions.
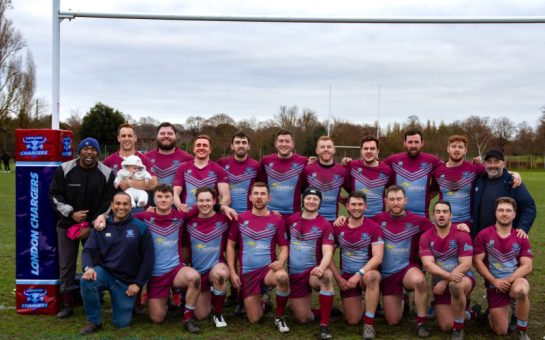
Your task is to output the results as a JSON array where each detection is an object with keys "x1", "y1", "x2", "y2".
[{"x1": 157, "y1": 140, "x2": 176, "y2": 151}]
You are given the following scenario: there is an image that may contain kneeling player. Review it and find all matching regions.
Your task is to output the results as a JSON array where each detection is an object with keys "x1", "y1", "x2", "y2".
[
  {"x1": 330, "y1": 191, "x2": 384, "y2": 339},
  {"x1": 286, "y1": 188, "x2": 335, "y2": 340},
  {"x1": 226, "y1": 182, "x2": 291, "y2": 332},
  {"x1": 374, "y1": 185, "x2": 434, "y2": 337},
  {"x1": 473, "y1": 197, "x2": 532, "y2": 339},
  {"x1": 419, "y1": 201, "x2": 476, "y2": 339},
  {"x1": 182, "y1": 187, "x2": 230, "y2": 328}
]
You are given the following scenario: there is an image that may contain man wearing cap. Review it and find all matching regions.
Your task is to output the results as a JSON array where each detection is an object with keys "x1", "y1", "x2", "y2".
[
  {"x1": 285, "y1": 188, "x2": 335, "y2": 340},
  {"x1": 50, "y1": 137, "x2": 117, "y2": 318},
  {"x1": 472, "y1": 149, "x2": 536, "y2": 239}
]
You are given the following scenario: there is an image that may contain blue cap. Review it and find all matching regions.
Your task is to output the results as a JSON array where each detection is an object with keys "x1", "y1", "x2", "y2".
[{"x1": 78, "y1": 137, "x2": 100, "y2": 154}]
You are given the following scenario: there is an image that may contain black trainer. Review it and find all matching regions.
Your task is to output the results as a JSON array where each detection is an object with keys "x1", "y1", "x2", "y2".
[
  {"x1": 319, "y1": 325, "x2": 332, "y2": 339},
  {"x1": 183, "y1": 318, "x2": 200, "y2": 333}
]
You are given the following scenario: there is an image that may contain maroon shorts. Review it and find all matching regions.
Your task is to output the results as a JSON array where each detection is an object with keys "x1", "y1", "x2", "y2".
[
  {"x1": 200, "y1": 270, "x2": 211, "y2": 293},
  {"x1": 380, "y1": 264, "x2": 419, "y2": 296},
  {"x1": 241, "y1": 266, "x2": 270, "y2": 299},
  {"x1": 340, "y1": 272, "x2": 363, "y2": 299},
  {"x1": 289, "y1": 269, "x2": 313, "y2": 298},
  {"x1": 147, "y1": 264, "x2": 185, "y2": 299},
  {"x1": 434, "y1": 275, "x2": 476, "y2": 305},
  {"x1": 486, "y1": 286, "x2": 510, "y2": 309}
]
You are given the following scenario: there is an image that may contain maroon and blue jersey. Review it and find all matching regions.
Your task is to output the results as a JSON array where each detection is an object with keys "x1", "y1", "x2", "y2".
[
  {"x1": 334, "y1": 219, "x2": 384, "y2": 275},
  {"x1": 228, "y1": 211, "x2": 288, "y2": 274},
  {"x1": 285, "y1": 213, "x2": 334, "y2": 274},
  {"x1": 373, "y1": 211, "x2": 433, "y2": 278},
  {"x1": 383, "y1": 153, "x2": 442, "y2": 217},
  {"x1": 145, "y1": 148, "x2": 193, "y2": 185},
  {"x1": 134, "y1": 209, "x2": 193, "y2": 276},
  {"x1": 419, "y1": 227, "x2": 474, "y2": 284},
  {"x1": 346, "y1": 160, "x2": 392, "y2": 217},
  {"x1": 260, "y1": 153, "x2": 308, "y2": 215},
  {"x1": 103, "y1": 151, "x2": 156, "y2": 177},
  {"x1": 182, "y1": 214, "x2": 230, "y2": 274},
  {"x1": 474, "y1": 226, "x2": 532, "y2": 288},
  {"x1": 433, "y1": 162, "x2": 485, "y2": 224},
  {"x1": 172, "y1": 161, "x2": 228, "y2": 208},
  {"x1": 217, "y1": 156, "x2": 260, "y2": 213},
  {"x1": 303, "y1": 162, "x2": 348, "y2": 221}
]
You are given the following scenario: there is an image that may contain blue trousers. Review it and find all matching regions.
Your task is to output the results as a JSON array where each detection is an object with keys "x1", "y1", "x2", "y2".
[{"x1": 80, "y1": 266, "x2": 136, "y2": 328}]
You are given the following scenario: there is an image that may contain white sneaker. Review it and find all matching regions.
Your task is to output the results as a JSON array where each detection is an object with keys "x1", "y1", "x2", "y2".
[
  {"x1": 275, "y1": 316, "x2": 290, "y2": 333},
  {"x1": 212, "y1": 314, "x2": 227, "y2": 328}
]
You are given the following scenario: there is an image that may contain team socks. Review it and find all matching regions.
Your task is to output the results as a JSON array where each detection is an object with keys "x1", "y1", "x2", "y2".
[
  {"x1": 516, "y1": 319, "x2": 528, "y2": 332},
  {"x1": 275, "y1": 290, "x2": 290, "y2": 317},
  {"x1": 319, "y1": 291, "x2": 334, "y2": 326},
  {"x1": 363, "y1": 311, "x2": 375, "y2": 326},
  {"x1": 183, "y1": 304, "x2": 195, "y2": 321},
  {"x1": 416, "y1": 315, "x2": 427, "y2": 325},
  {"x1": 452, "y1": 318, "x2": 465, "y2": 331},
  {"x1": 211, "y1": 287, "x2": 226, "y2": 315}
]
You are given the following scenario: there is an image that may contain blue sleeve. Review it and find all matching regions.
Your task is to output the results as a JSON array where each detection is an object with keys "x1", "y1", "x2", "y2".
[
  {"x1": 513, "y1": 184, "x2": 536, "y2": 233},
  {"x1": 81, "y1": 230, "x2": 99, "y2": 270},
  {"x1": 134, "y1": 226, "x2": 155, "y2": 288}
]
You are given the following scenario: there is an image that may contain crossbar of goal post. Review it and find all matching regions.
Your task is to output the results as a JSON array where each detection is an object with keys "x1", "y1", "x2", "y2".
[{"x1": 50, "y1": 0, "x2": 545, "y2": 129}]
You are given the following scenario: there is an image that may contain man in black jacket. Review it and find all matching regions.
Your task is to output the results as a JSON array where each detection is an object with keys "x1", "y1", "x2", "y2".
[
  {"x1": 49, "y1": 137, "x2": 116, "y2": 318},
  {"x1": 79, "y1": 192, "x2": 154, "y2": 335}
]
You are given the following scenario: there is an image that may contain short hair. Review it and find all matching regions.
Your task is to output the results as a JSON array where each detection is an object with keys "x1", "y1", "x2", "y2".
[
  {"x1": 447, "y1": 135, "x2": 468, "y2": 147},
  {"x1": 153, "y1": 184, "x2": 174, "y2": 195},
  {"x1": 251, "y1": 181, "x2": 269, "y2": 194},
  {"x1": 404, "y1": 128, "x2": 423, "y2": 141},
  {"x1": 195, "y1": 187, "x2": 218, "y2": 200},
  {"x1": 156, "y1": 122, "x2": 177, "y2": 134},
  {"x1": 117, "y1": 123, "x2": 136, "y2": 136},
  {"x1": 495, "y1": 196, "x2": 517, "y2": 211},
  {"x1": 433, "y1": 200, "x2": 452, "y2": 212},
  {"x1": 360, "y1": 135, "x2": 380, "y2": 149},
  {"x1": 193, "y1": 134, "x2": 212, "y2": 147},
  {"x1": 231, "y1": 131, "x2": 250, "y2": 144},
  {"x1": 348, "y1": 191, "x2": 367, "y2": 203},
  {"x1": 112, "y1": 191, "x2": 131, "y2": 202},
  {"x1": 275, "y1": 129, "x2": 293, "y2": 141},
  {"x1": 385, "y1": 185, "x2": 406, "y2": 197},
  {"x1": 316, "y1": 135, "x2": 334, "y2": 146}
]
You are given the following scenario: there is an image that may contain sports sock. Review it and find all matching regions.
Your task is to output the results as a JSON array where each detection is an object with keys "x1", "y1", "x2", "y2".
[
  {"x1": 275, "y1": 290, "x2": 290, "y2": 317},
  {"x1": 319, "y1": 291, "x2": 334, "y2": 326}
]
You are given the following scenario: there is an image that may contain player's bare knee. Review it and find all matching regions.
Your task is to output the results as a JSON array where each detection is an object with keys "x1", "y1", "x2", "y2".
[
  {"x1": 366, "y1": 271, "x2": 380, "y2": 285},
  {"x1": 195, "y1": 309, "x2": 209, "y2": 320},
  {"x1": 321, "y1": 270, "x2": 333, "y2": 286},
  {"x1": 515, "y1": 287, "x2": 528, "y2": 301},
  {"x1": 346, "y1": 316, "x2": 360, "y2": 325},
  {"x1": 414, "y1": 275, "x2": 427, "y2": 291},
  {"x1": 247, "y1": 312, "x2": 262, "y2": 324},
  {"x1": 276, "y1": 271, "x2": 289, "y2": 286},
  {"x1": 149, "y1": 312, "x2": 166, "y2": 324},
  {"x1": 449, "y1": 281, "x2": 461, "y2": 298}
]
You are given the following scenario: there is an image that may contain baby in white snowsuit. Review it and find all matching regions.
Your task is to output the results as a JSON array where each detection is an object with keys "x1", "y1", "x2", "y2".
[{"x1": 114, "y1": 155, "x2": 151, "y2": 207}]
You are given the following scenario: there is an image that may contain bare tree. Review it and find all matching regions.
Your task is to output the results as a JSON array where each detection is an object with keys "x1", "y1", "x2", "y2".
[
  {"x1": 491, "y1": 116, "x2": 516, "y2": 149},
  {"x1": 275, "y1": 105, "x2": 299, "y2": 130},
  {"x1": 462, "y1": 115, "x2": 493, "y2": 156},
  {"x1": 0, "y1": 0, "x2": 36, "y2": 127}
]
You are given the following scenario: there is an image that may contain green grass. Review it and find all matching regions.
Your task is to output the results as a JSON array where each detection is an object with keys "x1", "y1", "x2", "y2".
[{"x1": 0, "y1": 169, "x2": 544, "y2": 338}]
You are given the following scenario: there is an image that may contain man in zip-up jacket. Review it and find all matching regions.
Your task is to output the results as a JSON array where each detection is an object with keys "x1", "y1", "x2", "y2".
[
  {"x1": 49, "y1": 137, "x2": 116, "y2": 318},
  {"x1": 79, "y1": 192, "x2": 154, "y2": 335},
  {"x1": 471, "y1": 149, "x2": 536, "y2": 239}
]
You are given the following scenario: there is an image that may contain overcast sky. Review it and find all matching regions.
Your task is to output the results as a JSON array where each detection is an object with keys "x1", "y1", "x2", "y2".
[{"x1": 8, "y1": 0, "x2": 545, "y2": 128}]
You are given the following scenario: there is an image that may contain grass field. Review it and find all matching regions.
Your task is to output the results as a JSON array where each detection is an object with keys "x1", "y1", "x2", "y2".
[{"x1": 0, "y1": 168, "x2": 543, "y2": 339}]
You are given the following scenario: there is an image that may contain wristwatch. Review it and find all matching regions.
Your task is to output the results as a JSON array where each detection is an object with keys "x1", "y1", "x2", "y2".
[{"x1": 357, "y1": 269, "x2": 366, "y2": 276}]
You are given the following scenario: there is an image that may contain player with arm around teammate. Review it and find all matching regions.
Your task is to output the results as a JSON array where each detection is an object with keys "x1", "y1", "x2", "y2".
[
  {"x1": 182, "y1": 187, "x2": 231, "y2": 328},
  {"x1": 226, "y1": 182, "x2": 291, "y2": 333},
  {"x1": 329, "y1": 191, "x2": 384, "y2": 339},
  {"x1": 473, "y1": 197, "x2": 532, "y2": 339},
  {"x1": 419, "y1": 200, "x2": 477, "y2": 340}
]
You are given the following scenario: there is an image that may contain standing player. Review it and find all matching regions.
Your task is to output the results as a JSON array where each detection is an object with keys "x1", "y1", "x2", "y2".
[
  {"x1": 173, "y1": 135, "x2": 230, "y2": 210},
  {"x1": 226, "y1": 182, "x2": 291, "y2": 333},
  {"x1": 374, "y1": 185, "x2": 434, "y2": 337},
  {"x1": 473, "y1": 197, "x2": 532, "y2": 339},
  {"x1": 419, "y1": 200, "x2": 476, "y2": 339},
  {"x1": 217, "y1": 131, "x2": 260, "y2": 213},
  {"x1": 302, "y1": 136, "x2": 348, "y2": 222},
  {"x1": 286, "y1": 188, "x2": 335, "y2": 340},
  {"x1": 145, "y1": 122, "x2": 193, "y2": 185},
  {"x1": 260, "y1": 129, "x2": 308, "y2": 215},
  {"x1": 345, "y1": 136, "x2": 393, "y2": 217},
  {"x1": 383, "y1": 129, "x2": 442, "y2": 218},
  {"x1": 182, "y1": 187, "x2": 230, "y2": 328},
  {"x1": 330, "y1": 191, "x2": 384, "y2": 339},
  {"x1": 103, "y1": 123, "x2": 158, "y2": 191}
]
